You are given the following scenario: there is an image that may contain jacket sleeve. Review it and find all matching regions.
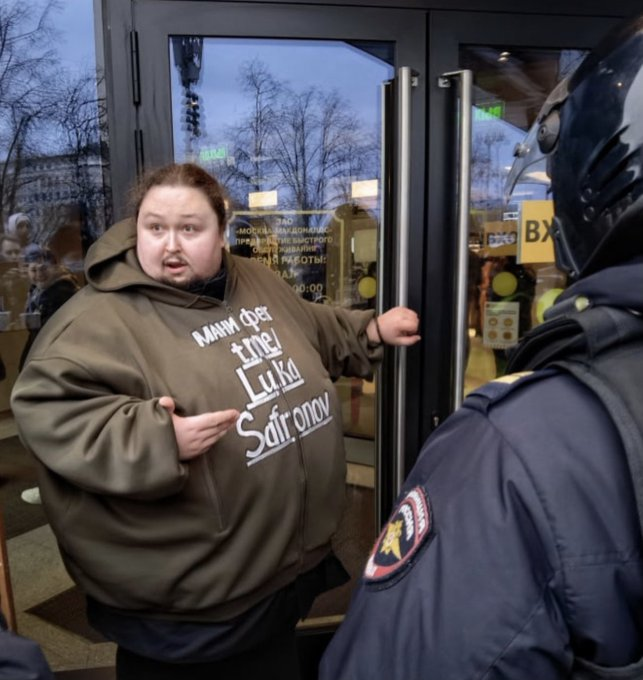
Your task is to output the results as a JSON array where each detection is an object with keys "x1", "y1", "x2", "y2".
[
  {"x1": 320, "y1": 406, "x2": 571, "y2": 680},
  {"x1": 38, "y1": 278, "x2": 78, "y2": 326},
  {"x1": 298, "y1": 300, "x2": 383, "y2": 380},
  {"x1": 11, "y1": 353, "x2": 188, "y2": 500}
]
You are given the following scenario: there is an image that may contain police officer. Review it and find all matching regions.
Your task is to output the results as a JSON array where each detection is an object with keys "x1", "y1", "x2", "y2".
[{"x1": 320, "y1": 13, "x2": 643, "y2": 680}]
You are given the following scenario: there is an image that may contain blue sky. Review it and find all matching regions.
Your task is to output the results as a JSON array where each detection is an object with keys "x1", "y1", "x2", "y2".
[{"x1": 48, "y1": 0, "x2": 96, "y2": 73}]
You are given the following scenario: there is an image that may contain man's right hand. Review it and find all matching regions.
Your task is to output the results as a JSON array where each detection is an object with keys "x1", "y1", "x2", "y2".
[{"x1": 158, "y1": 396, "x2": 240, "y2": 461}]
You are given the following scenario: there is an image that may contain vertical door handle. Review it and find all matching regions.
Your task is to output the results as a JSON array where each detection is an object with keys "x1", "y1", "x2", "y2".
[
  {"x1": 394, "y1": 66, "x2": 415, "y2": 493},
  {"x1": 376, "y1": 79, "x2": 392, "y2": 525},
  {"x1": 377, "y1": 67, "x2": 417, "y2": 518},
  {"x1": 439, "y1": 70, "x2": 472, "y2": 411}
]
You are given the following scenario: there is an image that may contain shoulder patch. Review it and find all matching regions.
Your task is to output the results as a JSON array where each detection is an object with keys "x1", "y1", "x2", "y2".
[
  {"x1": 464, "y1": 370, "x2": 549, "y2": 412},
  {"x1": 491, "y1": 370, "x2": 534, "y2": 384},
  {"x1": 364, "y1": 486, "x2": 432, "y2": 587}
]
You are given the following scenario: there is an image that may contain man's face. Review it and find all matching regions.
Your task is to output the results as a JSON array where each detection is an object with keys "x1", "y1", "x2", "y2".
[
  {"x1": 27, "y1": 261, "x2": 56, "y2": 289},
  {"x1": 136, "y1": 185, "x2": 225, "y2": 288},
  {"x1": 1, "y1": 239, "x2": 22, "y2": 262},
  {"x1": 15, "y1": 219, "x2": 31, "y2": 245}
]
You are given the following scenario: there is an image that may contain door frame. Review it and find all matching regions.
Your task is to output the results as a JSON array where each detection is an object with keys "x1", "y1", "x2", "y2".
[{"x1": 103, "y1": 1, "x2": 427, "y2": 218}]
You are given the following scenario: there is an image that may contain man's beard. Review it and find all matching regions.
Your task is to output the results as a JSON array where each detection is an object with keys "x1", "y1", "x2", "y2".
[
  {"x1": 159, "y1": 274, "x2": 204, "y2": 291},
  {"x1": 164, "y1": 267, "x2": 227, "y2": 296}
]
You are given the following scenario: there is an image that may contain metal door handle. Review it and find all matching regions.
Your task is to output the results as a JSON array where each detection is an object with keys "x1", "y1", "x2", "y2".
[
  {"x1": 394, "y1": 66, "x2": 415, "y2": 493},
  {"x1": 439, "y1": 69, "x2": 472, "y2": 411}
]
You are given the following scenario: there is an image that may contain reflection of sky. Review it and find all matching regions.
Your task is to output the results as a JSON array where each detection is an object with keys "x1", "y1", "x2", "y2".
[
  {"x1": 49, "y1": 0, "x2": 96, "y2": 73},
  {"x1": 170, "y1": 38, "x2": 393, "y2": 161},
  {"x1": 7, "y1": 1, "x2": 97, "y2": 155}
]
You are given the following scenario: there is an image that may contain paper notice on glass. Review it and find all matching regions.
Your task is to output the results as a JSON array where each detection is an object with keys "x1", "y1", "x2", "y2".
[{"x1": 483, "y1": 301, "x2": 520, "y2": 349}]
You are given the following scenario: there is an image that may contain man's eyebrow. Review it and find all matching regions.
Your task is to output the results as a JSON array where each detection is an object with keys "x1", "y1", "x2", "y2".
[{"x1": 140, "y1": 211, "x2": 202, "y2": 219}]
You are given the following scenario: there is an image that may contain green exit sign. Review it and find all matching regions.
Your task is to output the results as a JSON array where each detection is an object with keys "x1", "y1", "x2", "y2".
[
  {"x1": 200, "y1": 146, "x2": 228, "y2": 162},
  {"x1": 475, "y1": 103, "x2": 505, "y2": 121}
]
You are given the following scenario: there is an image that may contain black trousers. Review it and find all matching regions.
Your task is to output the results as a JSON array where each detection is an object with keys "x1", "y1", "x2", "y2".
[{"x1": 116, "y1": 625, "x2": 301, "y2": 680}]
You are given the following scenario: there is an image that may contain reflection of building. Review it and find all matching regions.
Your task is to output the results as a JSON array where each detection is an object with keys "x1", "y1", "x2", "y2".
[{"x1": 1, "y1": 152, "x2": 110, "y2": 250}]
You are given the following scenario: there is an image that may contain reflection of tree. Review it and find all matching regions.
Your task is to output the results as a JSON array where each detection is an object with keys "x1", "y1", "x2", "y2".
[
  {"x1": 0, "y1": 1, "x2": 59, "y2": 225},
  {"x1": 0, "y1": 0, "x2": 109, "y2": 245},
  {"x1": 225, "y1": 60, "x2": 282, "y2": 195},
  {"x1": 221, "y1": 60, "x2": 378, "y2": 225},
  {"x1": 50, "y1": 71, "x2": 110, "y2": 247}
]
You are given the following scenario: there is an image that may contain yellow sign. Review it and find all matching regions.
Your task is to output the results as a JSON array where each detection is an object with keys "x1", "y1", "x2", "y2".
[
  {"x1": 481, "y1": 220, "x2": 518, "y2": 257},
  {"x1": 518, "y1": 200, "x2": 555, "y2": 264}
]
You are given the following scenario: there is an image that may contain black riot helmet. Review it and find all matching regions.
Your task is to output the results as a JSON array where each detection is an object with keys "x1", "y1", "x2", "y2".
[{"x1": 506, "y1": 14, "x2": 643, "y2": 279}]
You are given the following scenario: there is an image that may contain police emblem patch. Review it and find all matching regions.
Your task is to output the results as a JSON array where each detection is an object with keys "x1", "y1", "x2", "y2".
[{"x1": 364, "y1": 486, "x2": 431, "y2": 585}]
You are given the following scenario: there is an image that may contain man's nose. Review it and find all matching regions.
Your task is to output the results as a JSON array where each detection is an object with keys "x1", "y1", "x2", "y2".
[{"x1": 166, "y1": 230, "x2": 180, "y2": 251}]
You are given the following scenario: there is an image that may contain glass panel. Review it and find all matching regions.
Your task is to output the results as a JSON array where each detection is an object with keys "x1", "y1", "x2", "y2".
[
  {"x1": 0, "y1": 0, "x2": 112, "y2": 407},
  {"x1": 0, "y1": 0, "x2": 113, "y2": 665},
  {"x1": 461, "y1": 46, "x2": 587, "y2": 394},
  {"x1": 169, "y1": 37, "x2": 392, "y2": 448},
  {"x1": 169, "y1": 36, "x2": 393, "y2": 624}
]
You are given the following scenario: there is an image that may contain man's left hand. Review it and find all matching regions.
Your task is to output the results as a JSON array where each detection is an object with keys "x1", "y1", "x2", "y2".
[{"x1": 367, "y1": 307, "x2": 421, "y2": 346}]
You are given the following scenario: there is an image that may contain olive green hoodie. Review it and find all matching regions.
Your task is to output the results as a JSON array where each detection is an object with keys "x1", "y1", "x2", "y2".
[{"x1": 11, "y1": 219, "x2": 381, "y2": 621}]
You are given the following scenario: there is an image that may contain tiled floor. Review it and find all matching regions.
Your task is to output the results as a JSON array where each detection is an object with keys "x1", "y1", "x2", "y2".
[
  {"x1": 3, "y1": 414, "x2": 117, "y2": 676},
  {"x1": 9, "y1": 524, "x2": 117, "y2": 674}
]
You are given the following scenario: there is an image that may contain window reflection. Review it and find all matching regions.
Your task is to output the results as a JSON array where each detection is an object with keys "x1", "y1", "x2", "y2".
[
  {"x1": 0, "y1": 2, "x2": 111, "y2": 406},
  {"x1": 462, "y1": 46, "x2": 586, "y2": 392}
]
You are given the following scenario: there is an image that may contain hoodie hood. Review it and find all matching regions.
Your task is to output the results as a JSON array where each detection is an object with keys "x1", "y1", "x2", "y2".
[{"x1": 84, "y1": 218, "x2": 229, "y2": 309}]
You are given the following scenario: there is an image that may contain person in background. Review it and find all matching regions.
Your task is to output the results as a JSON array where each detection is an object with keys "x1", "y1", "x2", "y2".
[
  {"x1": 0, "y1": 235, "x2": 23, "y2": 263},
  {"x1": 18, "y1": 244, "x2": 80, "y2": 505},
  {"x1": 320, "y1": 13, "x2": 643, "y2": 680},
  {"x1": 18, "y1": 244, "x2": 80, "y2": 369},
  {"x1": 0, "y1": 235, "x2": 30, "y2": 330},
  {"x1": 10, "y1": 162, "x2": 420, "y2": 680},
  {"x1": 5, "y1": 213, "x2": 33, "y2": 250}
]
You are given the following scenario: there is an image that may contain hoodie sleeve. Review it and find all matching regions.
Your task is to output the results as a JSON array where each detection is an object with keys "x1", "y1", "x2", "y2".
[
  {"x1": 11, "y1": 354, "x2": 188, "y2": 500},
  {"x1": 233, "y1": 254, "x2": 384, "y2": 380},
  {"x1": 301, "y1": 301, "x2": 383, "y2": 380}
]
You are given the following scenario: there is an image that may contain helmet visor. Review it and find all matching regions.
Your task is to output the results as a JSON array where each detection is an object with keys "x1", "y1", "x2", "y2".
[
  {"x1": 503, "y1": 119, "x2": 550, "y2": 205},
  {"x1": 504, "y1": 75, "x2": 572, "y2": 205}
]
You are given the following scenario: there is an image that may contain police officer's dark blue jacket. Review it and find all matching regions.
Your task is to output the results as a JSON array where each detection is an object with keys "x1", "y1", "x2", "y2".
[
  {"x1": 320, "y1": 257, "x2": 643, "y2": 680},
  {"x1": 0, "y1": 612, "x2": 54, "y2": 680}
]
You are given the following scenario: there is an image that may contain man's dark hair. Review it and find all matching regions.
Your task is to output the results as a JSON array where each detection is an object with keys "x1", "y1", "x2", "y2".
[{"x1": 130, "y1": 163, "x2": 228, "y2": 232}]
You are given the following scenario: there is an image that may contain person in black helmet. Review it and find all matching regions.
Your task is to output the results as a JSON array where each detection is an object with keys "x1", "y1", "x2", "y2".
[{"x1": 320, "y1": 14, "x2": 643, "y2": 680}]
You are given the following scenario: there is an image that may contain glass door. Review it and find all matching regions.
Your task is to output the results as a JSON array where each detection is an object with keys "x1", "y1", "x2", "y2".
[
  {"x1": 425, "y1": 11, "x2": 621, "y2": 424},
  {"x1": 105, "y1": 0, "x2": 426, "y2": 637},
  {"x1": 461, "y1": 45, "x2": 586, "y2": 393}
]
